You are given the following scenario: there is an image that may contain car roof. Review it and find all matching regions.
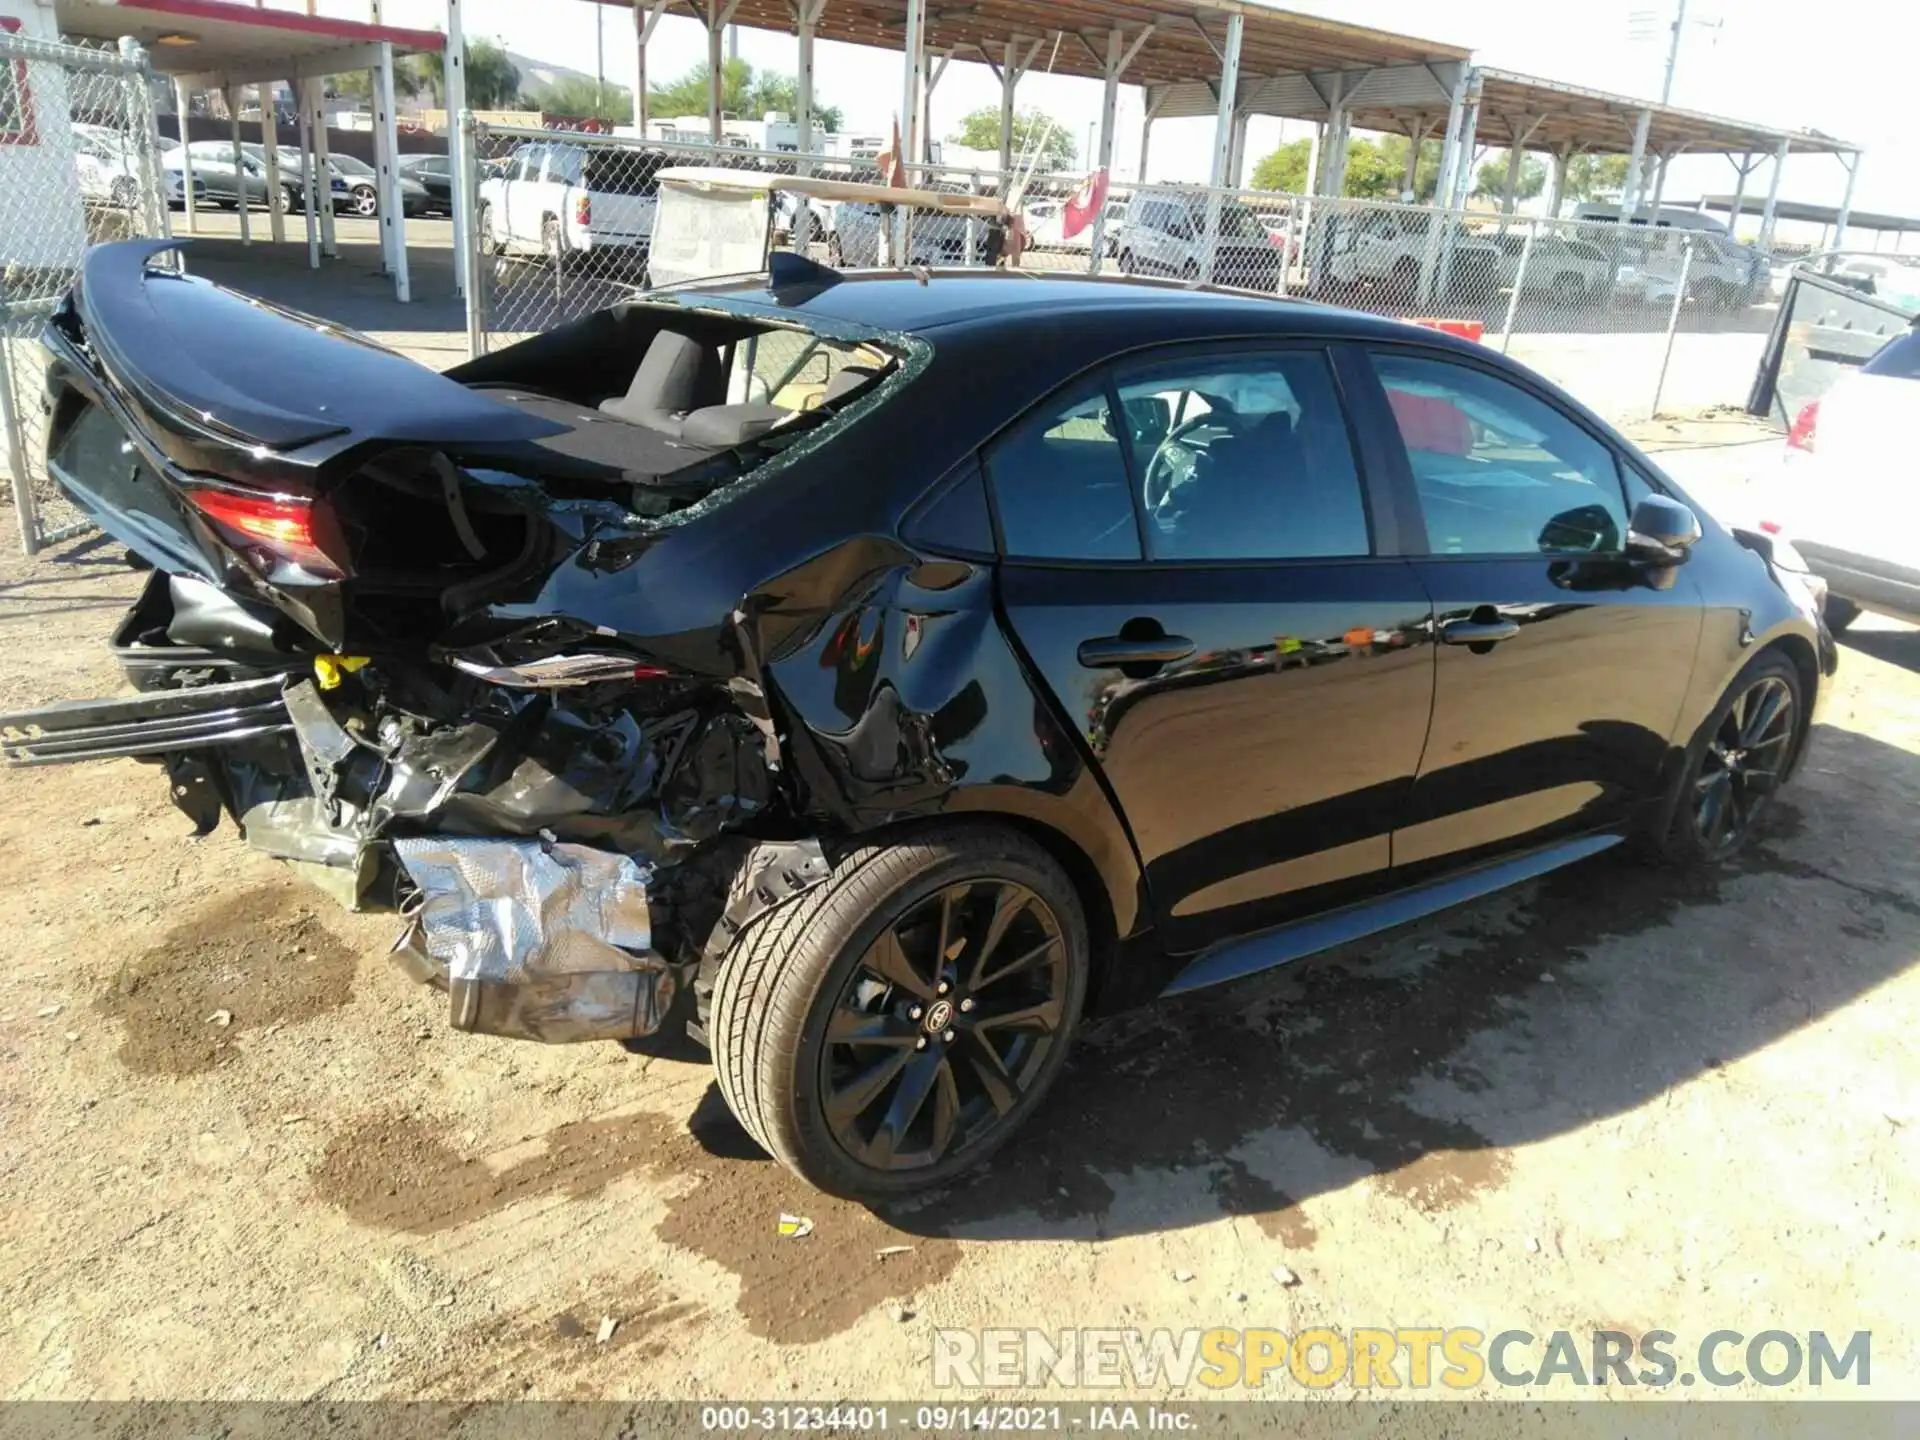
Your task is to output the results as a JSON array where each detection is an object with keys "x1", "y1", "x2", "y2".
[{"x1": 678, "y1": 270, "x2": 1450, "y2": 345}]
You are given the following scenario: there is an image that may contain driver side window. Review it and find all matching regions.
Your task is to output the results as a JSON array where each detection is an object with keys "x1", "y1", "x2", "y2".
[{"x1": 1114, "y1": 350, "x2": 1371, "y2": 562}]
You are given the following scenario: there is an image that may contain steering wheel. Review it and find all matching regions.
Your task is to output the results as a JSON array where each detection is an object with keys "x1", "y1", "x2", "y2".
[{"x1": 1142, "y1": 410, "x2": 1235, "y2": 518}]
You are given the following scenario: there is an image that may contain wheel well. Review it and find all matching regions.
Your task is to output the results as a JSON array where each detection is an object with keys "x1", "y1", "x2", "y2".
[
  {"x1": 840, "y1": 812, "x2": 1122, "y2": 1015},
  {"x1": 1759, "y1": 633, "x2": 1821, "y2": 771}
]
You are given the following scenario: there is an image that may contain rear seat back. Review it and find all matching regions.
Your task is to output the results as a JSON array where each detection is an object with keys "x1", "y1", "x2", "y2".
[{"x1": 599, "y1": 331, "x2": 725, "y2": 436}]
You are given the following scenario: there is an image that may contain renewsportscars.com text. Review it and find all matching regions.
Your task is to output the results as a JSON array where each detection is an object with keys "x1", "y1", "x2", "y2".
[{"x1": 932, "y1": 1327, "x2": 1871, "y2": 1391}]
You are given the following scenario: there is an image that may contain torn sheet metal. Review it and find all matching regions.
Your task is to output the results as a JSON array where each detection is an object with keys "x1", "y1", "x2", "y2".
[{"x1": 393, "y1": 835, "x2": 676, "y2": 1043}]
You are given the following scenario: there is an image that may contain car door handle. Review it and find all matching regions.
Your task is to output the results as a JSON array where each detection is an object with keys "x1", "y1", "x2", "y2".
[
  {"x1": 1439, "y1": 618, "x2": 1521, "y2": 646},
  {"x1": 1077, "y1": 635, "x2": 1196, "y2": 669}
]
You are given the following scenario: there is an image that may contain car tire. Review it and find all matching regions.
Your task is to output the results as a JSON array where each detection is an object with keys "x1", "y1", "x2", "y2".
[
  {"x1": 709, "y1": 822, "x2": 1089, "y2": 1199},
  {"x1": 826, "y1": 232, "x2": 844, "y2": 267},
  {"x1": 351, "y1": 184, "x2": 378, "y2": 218},
  {"x1": 1390, "y1": 256, "x2": 1420, "y2": 300},
  {"x1": 1824, "y1": 595, "x2": 1861, "y2": 634},
  {"x1": 1180, "y1": 258, "x2": 1201, "y2": 283},
  {"x1": 542, "y1": 216, "x2": 566, "y2": 271},
  {"x1": 1550, "y1": 270, "x2": 1585, "y2": 306},
  {"x1": 109, "y1": 176, "x2": 138, "y2": 210},
  {"x1": 1117, "y1": 248, "x2": 1136, "y2": 275},
  {"x1": 1645, "y1": 651, "x2": 1804, "y2": 867},
  {"x1": 477, "y1": 202, "x2": 502, "y2": 255}
]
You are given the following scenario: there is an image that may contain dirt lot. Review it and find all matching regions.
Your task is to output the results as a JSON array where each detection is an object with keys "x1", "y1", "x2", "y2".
[{"x1": 2, "y1": 510, "x2": 1918, "y2": 1406}]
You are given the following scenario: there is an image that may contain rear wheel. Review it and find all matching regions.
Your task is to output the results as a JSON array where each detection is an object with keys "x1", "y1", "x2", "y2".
[
  {"x1": 1824, "y1": 595, "x2": 1861, "y2": 634},
  {"x1": 826, "y1": 231, "x2": 845, "y2": 267},
  {"x1": 109, "y1": 176, "x2": 138, "y2": 210},
  {"x1": 542, "y1": 216, "x2": 566, "y2": 271},
  {"x1": 477, "y1": 202, "x2": 502, "y2": 255},
  {"x1": 350, "y1": 184, "x2": 378, "y2": 218},
  {"x1": 1648, "y1": 652, "x2": 1802, "y2": 866},
  {"x1": 1117, "y1": 248, "x2": 1136, "y2": 275},
  {"x1": 710, "y1": 824, "x2": 1089, "y2": 1199}
]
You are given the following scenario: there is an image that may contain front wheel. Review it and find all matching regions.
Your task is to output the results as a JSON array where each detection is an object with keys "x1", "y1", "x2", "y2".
[
  {"x1": 710, "y1": 824, "x2": 1089, "y2": 1199},
  {"x1": 350, "y1": 184, "x2": 378, "y2": 218},
  {"x1": 1648, "y1": 652, "x2": 1803, "y2": 866}
]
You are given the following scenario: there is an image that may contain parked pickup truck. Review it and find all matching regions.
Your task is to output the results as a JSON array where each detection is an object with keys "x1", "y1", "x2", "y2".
[
  {"x1": 1321, "y1": 208, "x2": 1503, "y2": 303},
  {"x1": 478, "y1": 140, "x2": 658, "y2": 271}
]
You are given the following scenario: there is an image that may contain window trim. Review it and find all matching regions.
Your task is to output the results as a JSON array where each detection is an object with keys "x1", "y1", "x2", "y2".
[{"x1": 1356, "y1": 340, "x2": 1640, "y2": 562}]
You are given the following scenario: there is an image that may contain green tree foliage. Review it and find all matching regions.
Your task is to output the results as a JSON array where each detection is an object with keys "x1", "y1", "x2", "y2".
[
  {"x1": 648, "y1": 59, "x2": 843, "y2": 131},
  {"x1": 331, "y1": 38, "x2": 521, "y2": 112},
  {"x1": 1249, "y1": 133, "x2": 1441, "y2": 199},
  {"x1": 1473, "y1": 149, "x2": 1549, "y2": 203},
  {"x1": 541, "y1": 75, "x2": 633, "y2": 124},
  {"x1": 1563, "y1": 153, "x2": 1632, "y2": 203},
  {"x1": 412, "y1": 39, "x2": 524, "y2": 111},
  {"x1": 949, "y1": 106, "x2": 1076, "y2": 170}
]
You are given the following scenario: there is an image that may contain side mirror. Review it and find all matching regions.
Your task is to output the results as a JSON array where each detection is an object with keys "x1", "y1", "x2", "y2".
[{"x1": 1626, "y1": 494, "x2": 1701, "y2": 564}]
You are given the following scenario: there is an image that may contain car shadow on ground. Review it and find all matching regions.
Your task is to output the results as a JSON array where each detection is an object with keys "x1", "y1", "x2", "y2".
[
  {"x1": 673, "y1": 724, "x2": 1920, "y2": 1244},
  {"x1": 1841, "y1": 624, "x2": 1920, "y2": 674}
]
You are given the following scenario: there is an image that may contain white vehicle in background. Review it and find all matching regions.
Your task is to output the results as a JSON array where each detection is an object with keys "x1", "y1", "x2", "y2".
[
  {"x1": 1317, "y1": 206, "x2": 1501, "y2": 300},
  {"x1": 1745, "y1": 328, "x2": 1920, "y2": 631},
  {"x1": 820, "y1": 199, "x2": 976, "y2": 267},
  {"x1": 478, "y1": 139, "x2": 657, "y2": 269},
  {"x1": 1829, "y1": 257, "x2": 1920, "y2": 313},
  {"x1": 1484, "y1": 230, "x2": 1610, "y2": 304}
]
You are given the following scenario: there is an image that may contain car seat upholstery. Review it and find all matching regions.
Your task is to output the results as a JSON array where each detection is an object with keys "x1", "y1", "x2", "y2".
[{"x1": 598, "y1": 331, "x2": 725, "y2": 435}]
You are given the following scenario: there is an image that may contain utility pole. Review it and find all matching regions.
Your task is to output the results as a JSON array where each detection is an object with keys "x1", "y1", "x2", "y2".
[
  {"x1": 1661, "y1": 0, "x2": 1688, "y2": 104},
  {"x1": 595, "y1": 3, "x2": 605, "y2": 117}
]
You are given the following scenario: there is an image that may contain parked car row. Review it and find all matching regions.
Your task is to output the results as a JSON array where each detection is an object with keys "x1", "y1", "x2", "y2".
[{"x1": 156, "y1": 141, "x2": 432, "y2": 219}]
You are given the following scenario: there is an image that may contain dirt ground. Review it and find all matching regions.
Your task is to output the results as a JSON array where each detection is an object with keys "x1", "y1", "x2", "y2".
[{"x1": 2, "y1": 522, "x2": 1917, "y2": 1409}]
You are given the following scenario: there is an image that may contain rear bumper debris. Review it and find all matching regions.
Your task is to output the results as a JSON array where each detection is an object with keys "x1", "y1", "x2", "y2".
[
  {"x1": 0, "y1": 676, "x2": 291, "y2": 765},
  {"x1": 392, "y1": 835, "x2": 678, "y2": 1044}
]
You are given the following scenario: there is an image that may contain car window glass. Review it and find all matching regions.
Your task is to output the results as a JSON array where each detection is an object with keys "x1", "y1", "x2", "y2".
[
  {"x1": 545, "y1": 147, "x2": 584, "y2": 184},
  {"x1": 1116, "y1": 351, "x2": 1370, "y2": 561},
  {"x1": 984, "y1": 380, "x2": 1141, "y2": 561},
  {"x1": 1374, "y1": 353, "x2": 1629, "y2": 556},
  {"x1": 1864, "y1": 331, "x2": 1920, "y2": 380}
]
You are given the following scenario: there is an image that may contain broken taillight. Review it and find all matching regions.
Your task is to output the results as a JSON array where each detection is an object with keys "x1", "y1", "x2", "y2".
[
  {"x1": 185, "y1": 487, "x2": 348, "y2": 580},
  {"x1": 1787, "y1": 400, "x2": 1820, "y2": 453}
]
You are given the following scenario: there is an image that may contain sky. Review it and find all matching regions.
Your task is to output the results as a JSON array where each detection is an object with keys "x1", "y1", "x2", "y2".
[{"x1": 317, "y1": 0, "x2": 1913, "y2": 233}]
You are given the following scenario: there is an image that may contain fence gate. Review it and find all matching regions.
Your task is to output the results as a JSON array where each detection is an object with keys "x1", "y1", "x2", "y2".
[{"x1": 0, "y1": 32, "x2": 168, "y2": 555}]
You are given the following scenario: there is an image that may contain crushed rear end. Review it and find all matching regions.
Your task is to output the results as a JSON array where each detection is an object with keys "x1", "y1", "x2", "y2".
[{"x1": 5, "y1": 240, "x2": 910, "y2": 1045}]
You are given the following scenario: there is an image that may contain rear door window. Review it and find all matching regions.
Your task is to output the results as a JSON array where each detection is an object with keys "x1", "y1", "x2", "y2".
[
  {"x1": 1114, "y1": 349, "x2": 1371, "y2": 561},
  {"x1": 1864, "y1": 330, "x2": 1920, "y2": 380},
  {"x1": 985, "y1": 380, "x2": 1141, "y2": 561}
]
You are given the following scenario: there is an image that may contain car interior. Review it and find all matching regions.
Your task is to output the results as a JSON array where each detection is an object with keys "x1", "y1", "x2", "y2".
[{"x1": 447, "y1": 305, "x2": 896, "y2": 487}]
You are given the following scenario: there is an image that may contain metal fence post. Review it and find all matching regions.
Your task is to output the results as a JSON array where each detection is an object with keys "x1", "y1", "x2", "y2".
[
  {"x1": 117, "y1": 38, "x2": 169, "y2": 243},
  {"x1": 1500, "y1": 222, "x2": 1536, "y2": 353},
  {"x1": 0, "y1": 347, "x2": 35, "y2": 556},
  {"x1": 1651, "y1": 235, "x2": 1695, "y2": 418},
  {"x1": 461, "y1": 111, "x2": 487, "y2": 360}
]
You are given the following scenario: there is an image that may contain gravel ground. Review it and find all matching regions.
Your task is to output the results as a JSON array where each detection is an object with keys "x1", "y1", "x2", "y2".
[{"x1": 0, "y1": 523, "x2": 1915, "y2": 1408}]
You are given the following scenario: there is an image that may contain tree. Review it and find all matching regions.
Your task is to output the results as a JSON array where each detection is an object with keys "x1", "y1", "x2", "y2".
[
  {"x1": 413, "y1": 39, "x2": 524, "y2": 112},
  {"x1": 949, "y1": 106, "x2": 1075, "y2": 170},
  {"x1": 648, "y1": 59, "x2": 842, "y2": 132},
  {"x1": 1473, "y1": 149, "x2": 1548, "y2": 204},
  {"x1": 541, "y1": 75, "x2": 632, "y2": 124},
  {"x1": 1249, "y1": 133, "x2": 1442, "y2": 199},
  {"x1": 1563, "y1": 153, "x2": 1631, "y2": 203}
]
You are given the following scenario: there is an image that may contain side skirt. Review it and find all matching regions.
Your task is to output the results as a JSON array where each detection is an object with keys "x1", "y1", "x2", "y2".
[{"x1": 1163, "y1": 832, "x2": 1624, "y2": 997}]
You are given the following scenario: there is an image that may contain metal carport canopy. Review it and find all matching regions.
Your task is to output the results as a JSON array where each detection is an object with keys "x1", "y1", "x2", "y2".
[
  {"x1": 54, "y1": 0, "x2": 445, "y2": 81},
  {"x1": 1341, "y1": 67, "x2": 1861, "y2": 158},
  {"x1": 599, "y1": 0, "x2": 1469, "y2": 107}
]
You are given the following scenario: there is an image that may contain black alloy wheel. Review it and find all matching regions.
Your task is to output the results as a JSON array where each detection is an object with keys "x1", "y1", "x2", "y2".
[
  {"x1": 819, "y1": 879, "x2": 1069, "y2": 1173},
  {"x1": 1691, "y1": 670, "x2": 1796, "y2": 856}
]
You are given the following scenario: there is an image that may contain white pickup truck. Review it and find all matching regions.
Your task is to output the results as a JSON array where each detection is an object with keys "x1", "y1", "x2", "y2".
[{"x1": 477, "y1": 139, "x2": 657, "y2": 272}]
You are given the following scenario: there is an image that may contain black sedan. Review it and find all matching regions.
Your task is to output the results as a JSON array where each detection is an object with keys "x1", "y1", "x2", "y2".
[
  {"x1": 14, "y1": 240, "x2": 1835, "y2": 1199},
  {"x1": 397, "y1": 151, "x2": 456, "y2": 215}
]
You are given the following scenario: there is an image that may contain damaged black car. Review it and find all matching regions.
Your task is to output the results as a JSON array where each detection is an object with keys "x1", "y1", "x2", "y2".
[{"x1": 4, "y1": 238, "x2": 1834, "y2": 1199}]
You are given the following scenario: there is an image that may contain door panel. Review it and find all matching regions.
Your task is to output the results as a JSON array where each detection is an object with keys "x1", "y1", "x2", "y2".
[
  {"x1": 986, "y1": 345, "x2": 1435, "y2": 954},
  {"x1": 1363, "y1": 348, "x2": 1704, "y2": 873},
  {"x1": 1000, "y1": 563, "x2": 1436, "y2": 951}
]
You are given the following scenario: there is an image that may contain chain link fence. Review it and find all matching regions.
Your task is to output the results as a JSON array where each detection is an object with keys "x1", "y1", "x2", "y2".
[
  {"x1": 0, "y1": 31, "x2": 169, "y2": 554},
  {"x1": 460, "y1": 128, "x2": 1780, "y2": 424}
]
